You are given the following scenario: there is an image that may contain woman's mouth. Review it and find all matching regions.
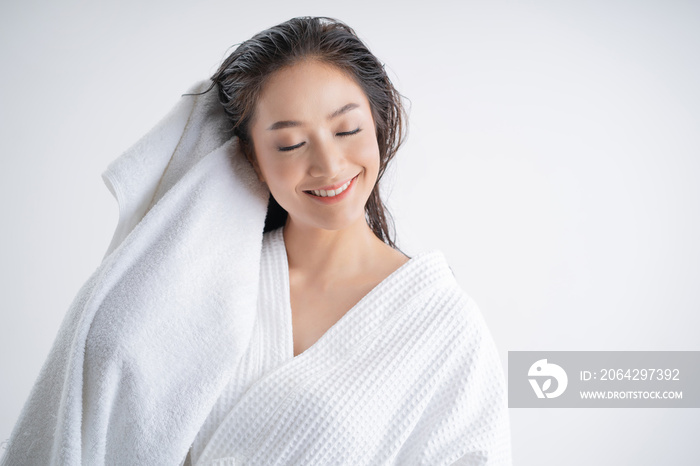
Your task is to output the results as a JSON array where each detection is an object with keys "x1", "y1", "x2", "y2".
[
  {"x1": 310, "y1": 177, "x2": 353, "y2": 197},
  {"x1": 304, "y1": 174, "x2": 359, "y2": 203}
]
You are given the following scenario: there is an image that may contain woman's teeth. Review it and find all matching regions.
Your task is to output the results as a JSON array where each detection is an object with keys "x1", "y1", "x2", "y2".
[{"x1": 310, "y1": 178, "x2": 353, "y2": 197}]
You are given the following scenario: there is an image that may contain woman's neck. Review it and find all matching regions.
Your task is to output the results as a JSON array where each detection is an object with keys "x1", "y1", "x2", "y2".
[{"x1": 282, "y1": 216, "x2": 388, "y2": 291}]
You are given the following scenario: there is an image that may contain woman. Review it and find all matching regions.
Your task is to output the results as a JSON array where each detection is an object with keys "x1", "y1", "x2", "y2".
[
  {"x1": 1, "y1": 16, "x2": 510, "y2": 466},
  {"x1": 187, "y1": 17, "x2": 511, "y2": 465}
]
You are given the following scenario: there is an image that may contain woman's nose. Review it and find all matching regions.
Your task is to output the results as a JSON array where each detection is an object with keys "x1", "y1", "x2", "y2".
[{"x1": 307, "y1": 137, "x2": 344, "y2": 178}]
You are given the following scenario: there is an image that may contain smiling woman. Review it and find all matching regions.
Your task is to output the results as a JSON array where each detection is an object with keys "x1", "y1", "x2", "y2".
[
  {"x1": 1, "y1": 16, "x2": 511, "y2": 466},
  {"x1": 189, "y1": 17, "x2": 512, "y2": 465},
  {"x1": 249, "y1": 61, "x2": 381, "y2": 234}
]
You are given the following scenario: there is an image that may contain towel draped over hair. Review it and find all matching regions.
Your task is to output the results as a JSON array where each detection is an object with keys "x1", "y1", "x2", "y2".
[{"x1": 0, "y1": 80, "x2": 270, "y2": 466}]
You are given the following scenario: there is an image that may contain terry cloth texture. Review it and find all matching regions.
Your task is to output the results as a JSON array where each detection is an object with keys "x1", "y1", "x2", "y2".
[
  {"x1": 190, "y1": 227, "x2": 512, "y2": 466},
  {"x1": 0, "y1": 80, "x2": 270, "y2": 466}
]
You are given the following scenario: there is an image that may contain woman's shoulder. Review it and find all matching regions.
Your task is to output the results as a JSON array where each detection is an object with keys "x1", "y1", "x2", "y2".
[
  {"x1": 400, "y1": 247, "x2": 466, "y2": 297},
  {"x1": 402, "y1": 248, "x2": 493, "y2": 335},
  {"x1": 408, "y1": 251, "x2": 503, "y2": 379}
]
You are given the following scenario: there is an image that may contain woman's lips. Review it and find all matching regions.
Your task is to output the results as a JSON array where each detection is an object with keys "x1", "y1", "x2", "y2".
[
  {"x1": 306, "y1": 174, "x2": 357, "y2": 193},
  {"x1": 304, "y1": 174, "x2": 359, "y2": 204}
]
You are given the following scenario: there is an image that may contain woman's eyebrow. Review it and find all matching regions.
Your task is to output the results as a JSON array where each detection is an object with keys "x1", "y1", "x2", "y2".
[
  {"x1": 328, "y1": 103, "x2": 359, "y2": 120},
  {"x1": 267, "y1": 103, "x2": 359, "y2": 130},
  {"x1": 267, "y1": 120, "x2": 301, "y2": 130}
]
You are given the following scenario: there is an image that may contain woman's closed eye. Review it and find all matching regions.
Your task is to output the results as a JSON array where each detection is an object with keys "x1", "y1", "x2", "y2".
[
  {"x1": 278, "y1": 141, "x2": 305, "y2": 152},
  {"x1": 277, "y1": 127, "x2": 362, "y2": 152},
  {"x1": 337, "y1": 127, "x2": 361, "y2": 137}
]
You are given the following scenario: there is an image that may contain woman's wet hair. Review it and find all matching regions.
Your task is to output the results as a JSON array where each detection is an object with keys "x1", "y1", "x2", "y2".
[{"x1": 197, "y1": 16, "x2": 407, "y2": 247}]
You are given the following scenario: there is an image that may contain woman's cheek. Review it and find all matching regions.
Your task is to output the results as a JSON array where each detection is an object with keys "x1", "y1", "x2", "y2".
[
  {"x1": 358, "y1": 137, "x2": 381, "y2": 169},
  {"x1": 267, "y1": 161, "x2": 301, "y2": 191}
]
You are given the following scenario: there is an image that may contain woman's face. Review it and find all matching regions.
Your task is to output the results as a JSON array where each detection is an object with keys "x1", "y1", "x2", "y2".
[{"x1": 248, "y1": 60, "x2": 380, "y2": 232}]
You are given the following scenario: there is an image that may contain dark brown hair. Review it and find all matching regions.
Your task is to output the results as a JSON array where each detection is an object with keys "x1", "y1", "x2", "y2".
[{"x1": 202, "y1": 16, "x2": 406, "y2": 248}]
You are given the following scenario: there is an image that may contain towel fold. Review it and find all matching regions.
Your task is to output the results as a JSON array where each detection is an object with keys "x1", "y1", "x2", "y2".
[{"x1": 0, "y1": 80, "x2": 269, "y2": 466}]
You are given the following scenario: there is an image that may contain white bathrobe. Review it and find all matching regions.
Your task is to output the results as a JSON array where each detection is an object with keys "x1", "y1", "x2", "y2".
[
  {"x1": 189, "y1": 228, "x2": 511, "y2": 465},
  {"x1": 0, "y1": 80, "x2": 511, "y2": 466}
]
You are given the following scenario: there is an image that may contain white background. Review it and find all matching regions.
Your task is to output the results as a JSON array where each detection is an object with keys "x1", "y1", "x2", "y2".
[{"x1": 1, "y1": 0, "x2": 698, "y2": 464}]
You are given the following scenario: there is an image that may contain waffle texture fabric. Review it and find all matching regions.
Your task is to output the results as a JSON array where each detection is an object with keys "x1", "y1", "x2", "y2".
[{"x1": 190, "y1": 227, "x2": 511, "y2": 465}]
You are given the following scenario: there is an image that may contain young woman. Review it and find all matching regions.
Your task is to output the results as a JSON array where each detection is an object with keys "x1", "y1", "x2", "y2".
[
  {"x1": 186, "y1": 17, "x2": 512, "y2": 465},
  {"x1": 1, "y1": 16, "x2": 510, "y2": 466}
]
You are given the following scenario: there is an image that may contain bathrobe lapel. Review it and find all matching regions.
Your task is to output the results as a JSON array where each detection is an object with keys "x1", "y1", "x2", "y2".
[{"x1": 195, "y1": 228, "x2": 454, "y2": 464}]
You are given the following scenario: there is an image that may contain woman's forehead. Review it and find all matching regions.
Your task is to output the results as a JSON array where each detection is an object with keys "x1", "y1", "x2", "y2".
[{"x1": 254, "y1": 60, "x2": 371, "y2": 125}]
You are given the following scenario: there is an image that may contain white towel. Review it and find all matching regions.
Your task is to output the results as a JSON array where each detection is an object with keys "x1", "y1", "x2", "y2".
[{"x1": 0, "y1": 80, "x2": 269, "y2": 465}]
